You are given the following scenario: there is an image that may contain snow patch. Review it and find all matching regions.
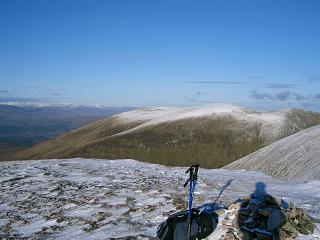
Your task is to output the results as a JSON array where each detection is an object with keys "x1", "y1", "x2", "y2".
[{"x1": 0, "y1": 158, "x2": 319, "y2": 239}]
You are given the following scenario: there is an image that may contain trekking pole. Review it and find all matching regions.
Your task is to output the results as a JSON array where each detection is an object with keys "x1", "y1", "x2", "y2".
[{"x1": 184, "y1": 164, "x2": 200, "y2": 240}]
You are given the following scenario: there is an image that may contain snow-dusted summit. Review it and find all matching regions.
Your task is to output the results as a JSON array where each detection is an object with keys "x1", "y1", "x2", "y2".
[{"x1": 116, "y1": 103, "x2": 286, "y2": 136}]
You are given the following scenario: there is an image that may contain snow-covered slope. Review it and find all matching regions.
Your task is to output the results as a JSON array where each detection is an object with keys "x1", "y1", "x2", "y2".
[
  {"x1": 0, "y1": 159, "x2": 319, "y2": 239},
  {"x1": 115, "y1": 103, "x2": 286, "y2": 138},
  {"x1": 117, "y1": 103, "x2": 246, "y2": 123},
  {"x1": 225, "y1": 125, "x2": 320, "y2": 182}
]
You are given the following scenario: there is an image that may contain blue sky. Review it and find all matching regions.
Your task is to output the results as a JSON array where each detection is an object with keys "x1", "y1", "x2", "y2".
[{"x1": 0, "y1": 0, "x2": 320, "y2": 111}]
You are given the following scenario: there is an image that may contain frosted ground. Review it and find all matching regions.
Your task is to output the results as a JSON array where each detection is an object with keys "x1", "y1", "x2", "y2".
[{"x1": 0, "y1": 159, "x2": 319, "y2": 239}]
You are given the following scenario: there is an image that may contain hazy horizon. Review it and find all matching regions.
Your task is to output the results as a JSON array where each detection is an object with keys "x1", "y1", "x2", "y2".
[{"x1": 1, "y1": 100, "x2": 320, "y2": 113}]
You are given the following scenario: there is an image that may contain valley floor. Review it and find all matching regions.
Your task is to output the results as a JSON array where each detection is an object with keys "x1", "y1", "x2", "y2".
[{"x1": 0, "y1": 159, "x2": 319, "y2": 239}]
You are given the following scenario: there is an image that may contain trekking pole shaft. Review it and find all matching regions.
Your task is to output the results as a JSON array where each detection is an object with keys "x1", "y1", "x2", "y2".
[
  {"x1": 188, "y1": 180, "x2": 193, "y2": 217},
  {"x1": 185, "y1": 164, "x2": 200, "y2": 240},
  {"x1": 187, "y1": 179, "x2": 195, "y2": 240}
]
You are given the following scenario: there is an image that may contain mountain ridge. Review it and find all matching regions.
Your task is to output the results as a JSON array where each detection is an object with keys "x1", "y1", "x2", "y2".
[{"x1": 10, "y1": 103, "x2": 320, "y2": 168}]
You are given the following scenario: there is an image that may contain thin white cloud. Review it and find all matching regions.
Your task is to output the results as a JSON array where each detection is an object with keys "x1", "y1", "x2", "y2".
[
  {"x1": 182, "y1": 81, "x2": 244, "y2": 85},
  {"x1": 263, "y1": 83, "x2": 298, "y2": 89}
]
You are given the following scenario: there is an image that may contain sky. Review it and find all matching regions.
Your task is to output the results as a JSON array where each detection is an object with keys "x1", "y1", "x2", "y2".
[{"x1": 0, "y1": 0, "x2": 320, "y2": 111}]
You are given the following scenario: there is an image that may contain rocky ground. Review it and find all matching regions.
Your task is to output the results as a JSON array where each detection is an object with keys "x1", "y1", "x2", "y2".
[
  {"x1": 220, "y1": 192, "x2": 316, "y2": 239},
  {"x1": 0, "y1": 159, "x2": 320, "y2": 239}
]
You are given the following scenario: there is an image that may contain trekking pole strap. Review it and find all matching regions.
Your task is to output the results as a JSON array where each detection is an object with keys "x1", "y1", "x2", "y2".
[
  {"x1": 193, "y1": 164, "x2": 199, "y2": 181},
  {"x1": 184, "y1": 164, "x2": 199, "y2": 188}
]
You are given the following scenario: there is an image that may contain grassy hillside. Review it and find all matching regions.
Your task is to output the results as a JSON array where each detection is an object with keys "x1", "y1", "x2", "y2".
[
  {"x1": 9, "y1": 117, "x2": 142, "y2": 160},
  {"x1": 0, "y1": 105, "x2": 133, "y2": 160},
  {"x1": 74, "y1": 116, "x2": 265, "y2": 168},
  {"x1": 10, "y1": 105, "x2": 320, "y2": 168}
]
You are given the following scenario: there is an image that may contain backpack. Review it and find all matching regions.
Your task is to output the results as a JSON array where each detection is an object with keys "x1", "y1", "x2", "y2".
[{"x1": 156, "y1": 208, "x2": 218, "y2": 240}]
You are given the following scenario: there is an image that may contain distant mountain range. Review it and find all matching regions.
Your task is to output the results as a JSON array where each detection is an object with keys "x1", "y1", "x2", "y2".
[
  {"x1": 0, "y1": 104, "x2": 134, "y2": 160},
  {"x1": 224, "y1": 124, "x2": 320, "y2": 182},
  {"x1": 10, "y1": 103, "x2": 320, "y2": 168}
]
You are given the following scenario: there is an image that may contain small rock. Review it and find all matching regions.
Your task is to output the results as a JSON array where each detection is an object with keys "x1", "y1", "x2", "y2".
[
  {"x1": 264, "y1": 195, "x2": 279, "y2": 207},
  {"x1": 235, "y1": 230, "x2": 251, "y2": 240},
  {"x1": 222, "y1": 231, "x2": 237, "y2": 240},
  {"x1": 258, "y1": 208, "x2": 274, "y2": 217},
  {"x1": 232, "y1": 212, "x2": 246, "y2": 228},
  {"x1": 238, "y1": 207, "x2": 250, "y2": 216},
  {"x1": 244, "y1": 217, "x2": 258, "y2": 229},
  {"x1": 229, "y1": 202, "x2": 242, "y2": 210},
  {"x1": 216, "y1": 209, "x2": 226, "y2": 216},
  {"x1": 256, "y1": 232, "x2": 272, "y2": 240}
]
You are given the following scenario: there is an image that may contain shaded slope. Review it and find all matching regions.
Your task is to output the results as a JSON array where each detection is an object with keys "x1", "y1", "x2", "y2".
[
  {"x1": 224, "y1": 125, "x2": 320, "y2": 181},
  {"x1": 0, "y1": 104, "x2": 133, "y2": 160},
  {"x1": 11, "y1": 104, "x2": 320, "y2": 168},
  {"x1": 10, "y1": 117, "x2": 143, "y2": 160}
]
